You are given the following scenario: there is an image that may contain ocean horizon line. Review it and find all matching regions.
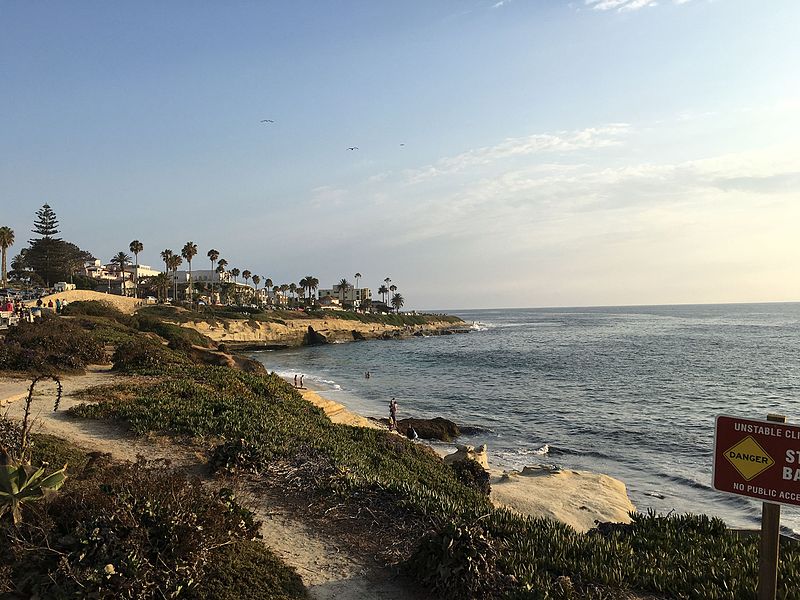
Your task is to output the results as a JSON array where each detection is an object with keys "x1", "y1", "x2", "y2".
[{"x1": 426, "y1": 299, "x2": 800, "y2": 313}]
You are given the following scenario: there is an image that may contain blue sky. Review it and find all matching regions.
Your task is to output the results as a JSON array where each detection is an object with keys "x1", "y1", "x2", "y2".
[{"x1": 2, "y1": 0, "x2": 799, "y2": 308}]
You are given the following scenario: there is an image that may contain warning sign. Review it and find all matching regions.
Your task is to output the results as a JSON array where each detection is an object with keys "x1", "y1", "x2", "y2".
[
  {"x1": 714, "y1": 415, "x2": 800, "y2": 507},
  {"x1": 723, "y1": 436, "x2": 774, "y2": 481}
]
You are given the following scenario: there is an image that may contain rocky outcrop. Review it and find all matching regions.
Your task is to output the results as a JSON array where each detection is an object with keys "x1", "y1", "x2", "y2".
[
  {"x1": 179, "y1": 316, "x2": 463, "y2": 348},
  {"x1": 304, "y1": 326, "x2": 328, "y2": 346},
  {"x1": 398, "y1": 417, "x2": 461, "y2": 442},
  {"x1": 443, "y1": 444, "x2": 489, "y2": 469},
  {"x1": 490, "y1": 465, "x2": 636, "y2": 533}
]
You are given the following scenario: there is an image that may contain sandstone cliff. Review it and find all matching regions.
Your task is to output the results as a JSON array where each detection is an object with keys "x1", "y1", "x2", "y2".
[{"x1": 180, "y1": 316, "x2": 464, "y2": 348}]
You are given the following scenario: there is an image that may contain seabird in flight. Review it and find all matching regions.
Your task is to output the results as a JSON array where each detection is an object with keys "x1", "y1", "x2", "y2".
[
  {"x1": 260, "y1": 119, "x2": 275, "y2": 123},
  {"x1": 347, "y1": 146, "x2": 359, "y2": 151}
]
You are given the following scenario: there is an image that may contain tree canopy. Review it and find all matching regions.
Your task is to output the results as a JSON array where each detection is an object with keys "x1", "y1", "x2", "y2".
[{"x1": 17, "y1": 205, "x2": 94, "y2": 286}]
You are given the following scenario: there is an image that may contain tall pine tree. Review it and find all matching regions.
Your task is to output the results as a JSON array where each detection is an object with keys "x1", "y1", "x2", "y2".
[
  {"x1": 23, "y1": 204, "x2": 93, "y2": 287},
  {"x1": 30, "y1": 204, "x2": 61, "y2": 240}
]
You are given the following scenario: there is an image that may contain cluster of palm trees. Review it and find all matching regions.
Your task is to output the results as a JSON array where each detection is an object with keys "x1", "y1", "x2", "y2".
[
  {"x1": 1, "y1": 225, "x2": 408, "y2": 312},
  {"x1": 334, "y1": 274, "x2": 404, "y2": 312},
  {"x1": 103, "y1": 240, "x2": 406, "y2": 312}
]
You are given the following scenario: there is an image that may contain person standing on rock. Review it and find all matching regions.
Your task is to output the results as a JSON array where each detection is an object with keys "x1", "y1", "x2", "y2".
[{"x1": 389, "y1": 398, "x2": 398, "y2": 431}]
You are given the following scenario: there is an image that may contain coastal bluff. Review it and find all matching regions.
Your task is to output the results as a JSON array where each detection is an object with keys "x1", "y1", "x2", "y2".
[{"x1": 178, "y1": 314, "x2": 464, "y2": 347}]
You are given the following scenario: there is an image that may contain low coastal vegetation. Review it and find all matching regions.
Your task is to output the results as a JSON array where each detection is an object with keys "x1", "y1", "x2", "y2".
[
  {"x1": 137, "y1": 303, "x2": 462, "y2": 328},
  {"x1": 3, "y1": 302, "x2": 800, "y2": 598}
]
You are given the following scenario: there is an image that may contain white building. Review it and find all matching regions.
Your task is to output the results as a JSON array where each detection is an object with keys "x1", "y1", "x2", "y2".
[
  {"x1": 130, "y1": 264, "x2": 161, "y2": 279},
  {"x1": 317, "y1": 285, "x2": 372, "y2": 308},
  {"x1": 170, "y1": 269, "x2": 233, "y2": 285}
]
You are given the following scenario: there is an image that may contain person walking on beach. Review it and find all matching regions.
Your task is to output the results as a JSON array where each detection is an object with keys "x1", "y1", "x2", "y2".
[
  {"x1": 389, "y1": 398, "x2": 398, "y2": 431},
  {"x1": 293, "y1": 374, "x2": 298, "y2": 388},
  {"x1": 299, "y1": 374, "x2": 304, "y2": 389}
]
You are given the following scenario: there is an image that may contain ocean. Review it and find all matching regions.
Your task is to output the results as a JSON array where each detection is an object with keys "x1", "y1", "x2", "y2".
[{"x1": 248, "y1": 303, "x2": 800, "y2": 533}]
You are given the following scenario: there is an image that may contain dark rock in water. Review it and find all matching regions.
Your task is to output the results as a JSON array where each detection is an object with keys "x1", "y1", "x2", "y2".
[
  {"x1": 397, "y1": 417, "x2": 461, "y2": 442},
  {"x1": 459, "y1": 424, "x2": 494, "y2": 436},
  {"x1": 351, "y1": 330, "x2": 366, "y2": 341},
  {"x1": 304, "y1": 326, "x2": 328, "y2": 346},
  {"x1": 413, "y1": 331, "x2": 424, "y2": 337}
]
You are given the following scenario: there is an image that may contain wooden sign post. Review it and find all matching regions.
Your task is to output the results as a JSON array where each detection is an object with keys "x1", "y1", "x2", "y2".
[{"x1": 713, "y1": 413, "x2": 800, "y2": 600}]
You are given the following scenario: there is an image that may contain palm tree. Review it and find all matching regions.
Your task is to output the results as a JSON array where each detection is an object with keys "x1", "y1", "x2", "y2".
[
  {"x1": 167, "y1": 255, "x2": 182, "y2": 301},
  {"x1": 299, "y1": 277, "x2": 309, "y2": 304},
  {"x1": 391, "y1": 293, "x2": 405, "y2": 313},
  {"x1": 181, "y1": 242, "x2": 198, "y2": 301},
  {"x1": 207, "y1": 249, "x2": 219, "y2": 300},
  {"x1": 110, "y1": 252, "x2": 132, "y2": 296},
  {"x1": 264, "y1": 278, "x2": 273, "y2": 305},
  {"x1": 354, "y1": 272, "x2": 361, "y2": 290},
  {"x1": 389, "y1": 284, "x2": 397, "y2": 298},
  {"x1": 0, "y1": 226, "x2": 15, "y2": 288},
  {"x1": 160, "y1": 249, "x2": 174, "y2": 275},
  {"x1": 242, "y1": 269, "x2": 251, "y2": 286},
  {"x1": 214, "y1": 264, "x2": 226, "y2": 304},
  {"x1": 309, "y1": 276, "x2": 319, "y2": 306},
  {"x1": 289, "y1": 283, "x2": 297, "y2": 306},
  {"x1": 337, "y1": 278, "x2": 350, "y2": 305},
  {"x1": 296, "y1": 281, "x2": 306, "y2": 305},
  {"x1": 147, "y1": 273, "x2": 171, "y2": 303},
  {"x1": 252, "y1": 275, "x2": 261, "y2": 305},
  {"x1": 230, "y1": 268, "x2": 240, "y2": 283},
  {"x1": 129, "y1": 240, "x2": 143, "y2": 298},
  {"x1": 378, "y1": 284, "x2": 388, "y2": 304}
]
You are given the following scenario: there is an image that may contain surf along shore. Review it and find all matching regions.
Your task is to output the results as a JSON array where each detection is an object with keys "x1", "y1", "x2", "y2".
[{"x1": 3, "y1": 296, "x2": 799, "y2": 598}]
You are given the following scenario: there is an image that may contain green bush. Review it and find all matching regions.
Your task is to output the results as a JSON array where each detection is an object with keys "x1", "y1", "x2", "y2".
[
  {"x1": 0, "y1": 316, "x2": 106, "y2": 373},
  {"x1": 136, "y1": 316, "x2": 213, "y2": 348},
  {"x1": 111, "y1": 337, "x2": 193, "y2": 374},
  {"x1": 61, "y1": 300, "x2": 133, "y2": 326},
  {"x1": 197, "y1": 541, "x2": 308, "y2": 600},
  {"x1": 405, "y1": 521, "x2": 503, "y2": 600},
  {"x1": 0, "y1": 460, "x2": 265, "y2": 598},
  {"x1": 450, "y1": 459, "x2": 491, "y2": 497}
]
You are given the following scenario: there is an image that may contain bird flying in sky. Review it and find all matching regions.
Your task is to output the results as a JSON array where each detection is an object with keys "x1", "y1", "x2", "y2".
[
  {"x1": 347, "y1": 146, "x2": 359, "y2": 151},
  {"x1": 260, "y1": 119, "x2": 275, "y2": 123}
]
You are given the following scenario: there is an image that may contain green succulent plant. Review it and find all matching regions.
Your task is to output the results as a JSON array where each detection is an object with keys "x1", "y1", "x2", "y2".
[{"x1": 0, "y1": 448, "x2": 67, "y2": 524}]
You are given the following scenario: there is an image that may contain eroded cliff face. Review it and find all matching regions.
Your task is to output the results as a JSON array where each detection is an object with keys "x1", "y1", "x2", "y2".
[{"x1": 180, "y1": 317, "x2": 462, "y2": 347}]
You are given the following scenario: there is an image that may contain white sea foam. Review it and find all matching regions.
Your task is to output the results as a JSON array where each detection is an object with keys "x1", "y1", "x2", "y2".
[{"x1": 274, "y1": 370, "x2": 343, "y2": 391}]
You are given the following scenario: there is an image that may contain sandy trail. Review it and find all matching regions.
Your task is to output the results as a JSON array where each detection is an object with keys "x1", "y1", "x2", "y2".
[{"x1": 0, "y1": 367, "x2": 418, "y2": 600}]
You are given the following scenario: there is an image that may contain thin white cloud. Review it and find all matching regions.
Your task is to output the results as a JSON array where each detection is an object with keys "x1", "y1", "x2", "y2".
[
  {"x1": 403, "y1": 124, "x2": 630, "y2": 183},
  {"x1": 492, "y1": 0, "x2": 512, "y2": 8},
  {"x1": 585, "y1": 0, "x2": 694, "y2": 11}
]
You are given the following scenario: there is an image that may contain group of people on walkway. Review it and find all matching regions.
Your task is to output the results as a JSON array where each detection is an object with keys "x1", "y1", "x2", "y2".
[{"x1": 35, "y1": 297, "x2": 68, "y2": 313}]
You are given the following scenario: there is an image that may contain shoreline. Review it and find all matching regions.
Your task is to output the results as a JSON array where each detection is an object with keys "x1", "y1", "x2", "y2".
[{"x1": 275, "y1": 372, "x2": 636, "y2": 533}]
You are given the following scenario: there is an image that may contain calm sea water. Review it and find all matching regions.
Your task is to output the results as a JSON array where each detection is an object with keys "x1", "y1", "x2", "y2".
[{"x1": 249, "y1": 303, "x2": 800, "y2": 533}]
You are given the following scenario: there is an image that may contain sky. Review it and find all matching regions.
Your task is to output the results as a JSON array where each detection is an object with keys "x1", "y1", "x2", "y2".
[{"x1": 1, "y1": 0, "x2": 799, "y2": 309}]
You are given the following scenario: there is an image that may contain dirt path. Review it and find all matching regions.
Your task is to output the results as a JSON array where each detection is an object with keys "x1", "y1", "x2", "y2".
[{"x1": 0, "y1": 367, "x2": 419, "y2": 600}]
